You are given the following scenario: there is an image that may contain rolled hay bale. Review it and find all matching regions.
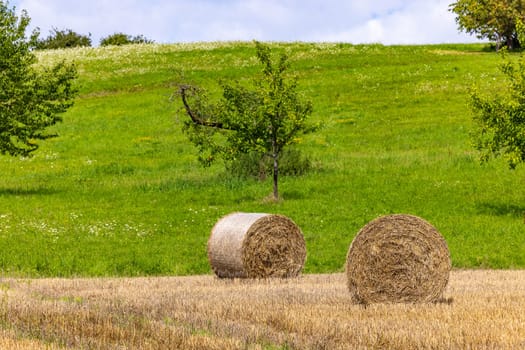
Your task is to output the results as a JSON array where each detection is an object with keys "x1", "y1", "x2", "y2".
[
  {"x1": 346, "y1": 214, "x2": 451, "y2": 304},
  {"x1": 208, "y1": 212, "x2": 306, "y2": 278}
]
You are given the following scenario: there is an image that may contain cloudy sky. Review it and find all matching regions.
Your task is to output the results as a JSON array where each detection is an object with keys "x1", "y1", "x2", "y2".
[{"x1": 10, "y1": 0, "x2": 483, "y2": 46}]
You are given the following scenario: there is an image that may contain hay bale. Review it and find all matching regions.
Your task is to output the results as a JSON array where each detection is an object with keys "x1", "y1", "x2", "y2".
[
  {"x1": 346, "y1": 214, "x2": 451, "y2": 304},
  {"x1": 208, "y1": 212, "x2": 306, "y2": 278}
]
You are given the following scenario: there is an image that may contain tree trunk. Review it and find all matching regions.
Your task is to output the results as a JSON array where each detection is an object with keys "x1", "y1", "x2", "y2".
[
  {"x1": 507, "y1": 36, "x2": 514, "y2": 50},
  {"x1": 273, "y1": 154, "x2": 279, "y2": 200},
  {"x1": 178, "y1": 85, "x2": 231, "y2": 129},
  {"x1": 272, "y1": 139, "x2": 279, "y2": 201}
]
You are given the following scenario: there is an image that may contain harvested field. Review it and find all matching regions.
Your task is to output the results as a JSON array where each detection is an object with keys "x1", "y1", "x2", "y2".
[{"x1": 0, "y1": 270, "x2": 525, "y2": 349}]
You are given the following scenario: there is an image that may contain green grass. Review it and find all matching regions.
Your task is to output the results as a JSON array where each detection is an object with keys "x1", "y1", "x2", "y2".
[{"x1": 0, "y1": 41, "x2": 523, "y2": 277}]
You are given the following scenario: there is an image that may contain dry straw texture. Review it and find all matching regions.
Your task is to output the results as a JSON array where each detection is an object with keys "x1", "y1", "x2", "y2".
[
  {"x1": 3, "y1": 271, "x2": 525, "y2": 349},
  {"x1": 208, "y1": 212, "x2": 306, "y2": 278},
  {"x1": 346, "y1": 214, "x2": 451, "y2": 304}
]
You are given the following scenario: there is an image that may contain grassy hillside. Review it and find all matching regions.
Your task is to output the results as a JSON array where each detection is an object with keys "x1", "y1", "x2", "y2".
[{"x1": 0, "y1": 42, "x2": 523, "y2": 277}]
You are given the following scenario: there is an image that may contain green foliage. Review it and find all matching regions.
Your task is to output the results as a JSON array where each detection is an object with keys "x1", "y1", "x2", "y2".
[
  {"x1": 471, "y1": 49, "x2": 525, "y2": 168},
  {"x1": 0, "y1": 2, "x2": 77, "y2": 157},
  {"x1": 225, "y1": 148, "x2": 312, "y2": 180},
  {"x1": 36, "y1": 27, "x2": 92, "y2": 50},
  {"x1": 517, "y1": 17, "x2": 525, "y2": 44},
  {"x1": 100, "y1": 32, "x2": 154, "y2": 46},
  {"x1": 449, "y1": 0, "x2": 525, "y2": 49},
  {"x1": 179, "y1": 41, "x2": 314, "y2": 199}
]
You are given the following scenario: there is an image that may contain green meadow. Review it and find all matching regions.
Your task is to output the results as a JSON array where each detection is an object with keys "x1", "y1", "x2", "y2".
[{"x1": 0, "y1": 42, "x2": 523, "y2": 277}]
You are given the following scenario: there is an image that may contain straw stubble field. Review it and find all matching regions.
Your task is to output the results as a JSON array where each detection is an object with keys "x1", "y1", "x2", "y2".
[{"x1": 1, "y1": 270, "x2": 524, "y2": 349}]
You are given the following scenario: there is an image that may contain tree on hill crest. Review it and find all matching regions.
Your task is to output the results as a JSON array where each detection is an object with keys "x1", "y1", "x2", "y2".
[{"x1": 450, "y1": 0, "x2": 525, "y2": 50}]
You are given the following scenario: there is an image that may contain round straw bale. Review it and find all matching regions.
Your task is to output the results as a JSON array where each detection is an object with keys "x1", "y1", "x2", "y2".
[
  {"x1": 346, "y1": 214, "x2": 451, "y2": 304},
  {"x1": 208, "y1": 212, "x2": 306, "y2": 278}
]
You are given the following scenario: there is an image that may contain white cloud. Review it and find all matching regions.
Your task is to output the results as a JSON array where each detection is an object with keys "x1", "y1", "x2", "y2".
[{"x1": 10, "y1": 0, "x2": 482, "y2": 45}]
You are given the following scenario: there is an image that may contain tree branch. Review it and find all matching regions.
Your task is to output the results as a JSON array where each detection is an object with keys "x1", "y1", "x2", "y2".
[{"x1": 178, "y1": 84, "x2": 230, "y2": 129}]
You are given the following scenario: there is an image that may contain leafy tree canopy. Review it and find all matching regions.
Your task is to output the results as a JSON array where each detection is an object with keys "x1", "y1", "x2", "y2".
[
  {"x1": 450, "y1": 0, "x2": 525, "y2": 49},
  {"x1": 0, "y1": 1, "x2": 77, "y2": 157},
  {"x1": 177, "y1": 41, "x2": 315, "y2": 200},
  {"x1": 470, "y1": 20, "x2": 525, "y2": 168}
]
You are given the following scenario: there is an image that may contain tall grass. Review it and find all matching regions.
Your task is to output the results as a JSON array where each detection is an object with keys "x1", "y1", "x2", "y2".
[{"x1": 0, "y1": 42, "x2": 523, "y2": 277}]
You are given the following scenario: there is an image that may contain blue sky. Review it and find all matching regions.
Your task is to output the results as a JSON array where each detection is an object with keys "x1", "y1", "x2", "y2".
[{"x1": 10, "y1": 0, "x2": 483, "y2": 46}]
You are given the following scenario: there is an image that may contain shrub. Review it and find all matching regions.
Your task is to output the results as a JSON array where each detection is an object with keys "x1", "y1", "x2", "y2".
[
  {"x1": 36, "y1": 28, "x2": 92, "y2": 49},
  {"x1": 100, "y1": 33, "x2": 154, "y2": 46}
]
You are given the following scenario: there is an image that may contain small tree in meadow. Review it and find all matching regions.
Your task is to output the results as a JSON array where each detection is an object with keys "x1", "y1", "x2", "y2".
[
  {"x1": 100, "y1": 33, "x2": 154, "y2": 46},
  {"x1": 0, "y1": 1, "x2": 77, "y2": 157},
  {"x1": 177, "y1": 41, "x2": 314, "y2": 200}
]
